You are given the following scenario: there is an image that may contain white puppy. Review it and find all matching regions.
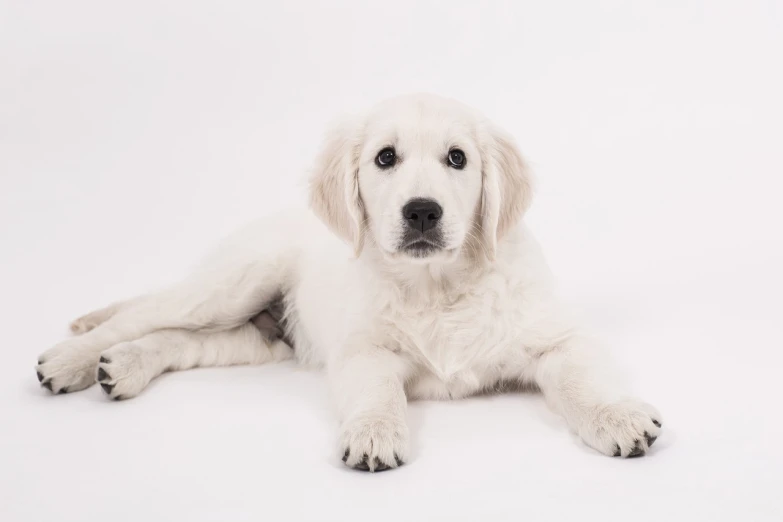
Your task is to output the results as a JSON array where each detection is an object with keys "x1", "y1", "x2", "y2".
[{"x1": 36, "y1": 94, "x2": 662, "y2": 471}]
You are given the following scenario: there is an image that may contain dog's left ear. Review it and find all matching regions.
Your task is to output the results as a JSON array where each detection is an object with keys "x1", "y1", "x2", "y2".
[
  {"x1": 479, "y1": 124, "x2": 534, "y2": 260},
  {"x1": 308, "y1": 118, "x2": 366, "y2": 256}
]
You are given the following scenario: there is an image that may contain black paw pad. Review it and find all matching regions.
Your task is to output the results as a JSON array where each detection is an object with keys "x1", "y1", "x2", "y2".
[
  {"x1": 97, "y1": 368, "x2": 110, "y2": 381},
  {"x1": 99, "y1": 356, "x2": 110, "y2": 364},
  {"x1": 37, "y1": 371, "x2": 44, "y2": 382},
  {"x1": 58, "y1": 387, "x2": 68, "y2": 394},
  {"x1": 342, "y1": 449, "x2": 349, "y2": 462},
  {"x1": 613, "y1": 444, "x2": 621, "y2": 457},
  {"x1": 100, "y1": 383, "x2": 114, "y2": 395},
  {"x1": 644, "y1": 431, "x2": 657, "y2": 447},
  {"x1": 42, "y1": 380, "x2": 53, "y2": 391},
  {"x1": 627, "y1": 440, "x2": 645, "y2": 458},
  {"x1": 652, "y1": 419, "x2": 661, "y2": 428},
  {"x1": 394, "y1": 454, "x2": 404, "y2": 467}
]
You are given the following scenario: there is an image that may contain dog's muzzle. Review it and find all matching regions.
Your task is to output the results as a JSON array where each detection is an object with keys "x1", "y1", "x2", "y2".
[{"x1": 399, "y1": 198, "x2": 445, "y2": 256}]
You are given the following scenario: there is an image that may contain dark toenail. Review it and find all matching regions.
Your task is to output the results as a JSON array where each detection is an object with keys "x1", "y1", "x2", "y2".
[
  {"x1": 373, "y1": 457, "x2": 390, "y2": 472},
  {"x1": 627, "y1": 440, "x2": 645, "y2": 458},
  {"x1": 613, "y1": 444, "x2": 621, "y2": 457},
  {"x1": 42, "y1": 381, "x2": 53, "y2": 391},
  {"x1": 113, "y1": 395, "x2": 123, "y2": 401},
  {"x1": 645, "y1": 431, "x2": 657, "y2": 447},
  {"x1": 97, "y1": 368, "x2": 110, "y2": 381},
  {"x1": 652, "y1": 419, "x2": 661, "y2": 428},
  {"x1": 37, "y1": 371, "x2": 44, "y2": 382},
  {"x1": 342, "y1": 449, "x2": 349, "y2": 462},
  {"x1": 38, "y1": 359, "x2": 45, "y2": 365},
  {"x1": 58, "y1": 388, "x2": 68, "y2": 394},
  {"x1": 394, "y1": 454, "x2": 404, "y2": 467},
  {"x1": 100, "y1": 383, "x2": 114, "y2": 394},
  {"x1": 354, "y1": 454, "x2": 371, "y2": 471},
  {"x1": 100, "y1": 356, "x2": 110, "y2": 364}
]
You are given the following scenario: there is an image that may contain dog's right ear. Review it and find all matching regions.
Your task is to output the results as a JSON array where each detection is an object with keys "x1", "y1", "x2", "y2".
[{"x1": 308, "y1": 118, "x2": 365, "y2": 256}]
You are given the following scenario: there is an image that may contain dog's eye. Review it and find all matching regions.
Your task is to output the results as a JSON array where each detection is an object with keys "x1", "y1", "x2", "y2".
[
  {"x1": 375, "y1": 148, "x2": 396, "y2": 168},
  {"x1": 447, "y1": 149, "x2": 466, "y2": 169}
]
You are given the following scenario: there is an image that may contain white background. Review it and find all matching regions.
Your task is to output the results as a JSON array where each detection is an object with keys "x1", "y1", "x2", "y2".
[{"x1": 2, "y1": 1, "x2": 782, "y2": 521}]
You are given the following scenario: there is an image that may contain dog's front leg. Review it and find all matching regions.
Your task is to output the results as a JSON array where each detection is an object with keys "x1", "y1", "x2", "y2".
[
  {"x1": 330, "y1": 336, "x2": 411, "y2": 472},
  {"x1": 527, "y1": 334, "x2": 663, "y2": 458}
]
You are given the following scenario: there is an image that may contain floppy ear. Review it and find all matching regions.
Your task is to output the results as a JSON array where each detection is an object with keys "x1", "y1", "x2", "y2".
[
  {"x1": 308, "y1": 119, "x2": 365, "y2": 256},
  {"x1": 479, "y1": 125, "x2": 534, "y2": 260}
]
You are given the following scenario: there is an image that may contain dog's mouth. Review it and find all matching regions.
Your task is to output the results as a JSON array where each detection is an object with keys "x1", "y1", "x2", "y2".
[
  {"x1": 384, "y1": 227, "x2": 459, "y2": 262},
  {"x1": 383, "y1": 238, "x2": 458, "y2": 264},
  {"x1": 400, "y1": 238, "x2": 444, "y2": 258}
]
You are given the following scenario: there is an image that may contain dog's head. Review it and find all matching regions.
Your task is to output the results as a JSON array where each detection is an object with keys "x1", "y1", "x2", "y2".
[{"x1": 309, "y1": 94, "x2": 532, "y2": 264}]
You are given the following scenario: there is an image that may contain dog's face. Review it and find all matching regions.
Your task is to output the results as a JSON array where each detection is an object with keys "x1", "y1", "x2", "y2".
[
  {"x1": 357, "y1": 97, "x2": 484, "y2": 262},
  {"x1": 310, "y1": 94, "x2": 532, "y2": 264}
]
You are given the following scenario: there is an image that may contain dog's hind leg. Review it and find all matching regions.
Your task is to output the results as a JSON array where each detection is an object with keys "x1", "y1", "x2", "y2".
[
  {"x1": 94, "y1": 323, "x2": 293, "y2": 400},
  {"x1": 69, "y1": 296, "x2": 146, "y2": 334},
  {"x1": 37, "y1": 249, "x2": 295, "y2": 394}
]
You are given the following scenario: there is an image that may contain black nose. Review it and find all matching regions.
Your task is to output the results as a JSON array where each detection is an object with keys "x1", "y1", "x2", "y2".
[{"x1": 402, "y1": 199, "x2": 443, "y2": 233}]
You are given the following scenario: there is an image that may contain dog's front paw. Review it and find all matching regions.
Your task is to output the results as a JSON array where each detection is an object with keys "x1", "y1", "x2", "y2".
[
  {"x1": 341, "y1": 415, "x2": 409, "y2": 472},
  {"x1": 36, "y1": 340, "x2": 98, "y2": 394},
  {"x1": 95, "y1": 342, "x2": 156, "y2": 400},
  {"x1": 579, "y1": 399, "x2": 662, "y2": 458}
]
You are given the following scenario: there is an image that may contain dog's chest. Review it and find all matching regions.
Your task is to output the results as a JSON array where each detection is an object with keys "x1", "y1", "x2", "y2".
[{"x1": 381, "y1": 281, "x2": 524, "y2": 398}]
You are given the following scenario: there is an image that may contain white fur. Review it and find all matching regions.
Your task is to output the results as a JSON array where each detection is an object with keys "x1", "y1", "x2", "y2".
[{"x1": 36, "y1": 94, "x2": 661, "y2": 470}]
